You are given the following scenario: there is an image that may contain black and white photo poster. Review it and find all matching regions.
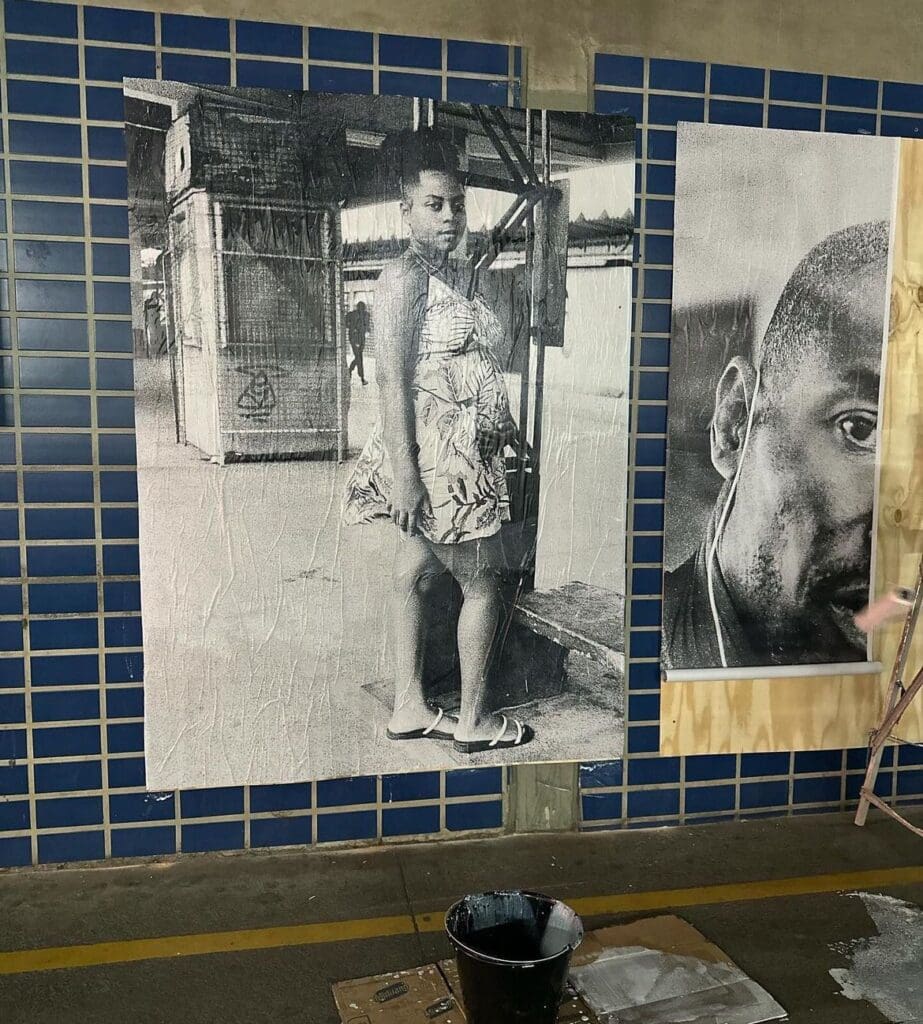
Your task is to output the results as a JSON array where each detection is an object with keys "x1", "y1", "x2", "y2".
[
  {"x1": 125, "y1": 81, "x2": 633, "y2": 787},
  {"x1": 663, "y1": 123, "x2": 897, "y2": 679}
]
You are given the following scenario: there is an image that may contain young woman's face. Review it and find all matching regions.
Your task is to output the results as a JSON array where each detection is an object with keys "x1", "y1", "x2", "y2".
[{"x1": 402, "y1": 170, "x2": 467, "y2": 255}]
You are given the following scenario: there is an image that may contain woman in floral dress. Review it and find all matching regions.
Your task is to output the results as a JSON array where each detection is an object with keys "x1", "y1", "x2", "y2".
[{"x1": 343, "y1": 129, "x2": 534, "y2": 754}]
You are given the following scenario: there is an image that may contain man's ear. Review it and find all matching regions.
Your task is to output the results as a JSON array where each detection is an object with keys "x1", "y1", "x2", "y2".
[{"x1": 710, "y1": 356, "x2": 758, "y2": 481}]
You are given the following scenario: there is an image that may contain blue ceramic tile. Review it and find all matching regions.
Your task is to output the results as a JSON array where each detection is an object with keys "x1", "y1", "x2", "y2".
[
  {"x1": 640, "y1": 337, "x2": 670, "y2": 366},
  {"x1": 595, "y1": 90, "x2": 643, "y2": 122},
  {"x1": 0, "y1": 473, "x2": 15, "y2": 501},
  {"x1": 161, "y1": 53, "x2": 231, "y2": 86},
  {"x1": 846, "y1": 746, "x2": 892, "y2": 770},
  {"x1": 107, "y1": 756, "x2": 145, "y2": 789},
  {"x1": 740, "y1": 779, "x2": 788, "y2": 809},
  {"x1": 0, "y1": 512, "x2": 17, "y2": 541},
  {"x1": 89, "y1": 166, "x2": 127, "y2": 200},
  {"x1": 8, "y1": 80, "x2": 80, "y2": 118},
  {"x1": 446, "y1": 77, "x2": 508, "y2": 106},
  {"x1": 740, "y1": 752, "x2": 790, "y2": 776},
  {"x1": 235, "y1": 60, "x2": 302, "y2": 91},
  {"x1": 0, "y1": 692, "x2": 25, "y2": 724},
  {"x1": 19, "y1": 356, "x2": 90, "y2": 390},
  {"x1": 105, "y1": 651, "x2": 143, "y2": 684},
  {"x1": 106, "y1": 688, "x2": 142, "y2": 718},
  {"x1": 769, "y1": 69, "x2": 823, "y2": 104},
  {"x1": 632, "y1": 536, "x2": 664, "y2": 566},
  {"x1": 380, "y1": 72, "x2": 441, "y2": 101},
  {"x1": 9, "y1": 122, "x2": 82, "y2": 158},
  {"x1": 161, "y1": 13, "x2": 229, "y2": 51},
  {"x1": 629, "y1": 633, "x2": 661, "y2": 662},
  {"x1": 305, "y1": 67, "x2": 387, "y2": 96},
  {"x1": 626, "y1": 725, "x2": 659, "y2": 754},
  {"x1": 824, "y1": 109, "x2": 876, "y2": 135},
  {"x1": 646, "y1": 130, "x2": 676, "y2": 161},
  {"x1": 445, "y1": 766, "x2": 502, "y2": 798},
  {"x1": 30, "y1": 617, "x2": 98, "y2": 651},
  {"x1": 685, "y1": 784, "x2": 735, "y2": 814},
  {"x1": 110, "y1": 792, "x2": 174, "y2": 823},
  {"x1": 91, "y1": 206, "x2": 129, "y2": 239},
  {"x1": 709, "y1": 99, "x2": 762, "y2": 128},
  {"x1": 317, "y1": 775, "x2": 376, "y2": 808},
  {"x1": 445, "y1": 800, "x2": 502, "y2": 832},
  {"x1": 380, "y1": 34, "x2": 441, "y2": 70},
  {"x1": 896, "y1": 770, "x2": 923, "y2": 796},
  {"x1": 38, "y1": 829, "x2": 104, "y2": 863},
  {"x1": 250, "y1": 783, "x2": 311, "y2": 812},
  {"x1": 636, "y1": 406, "x2": 668, "y2": 435},
  {"x1": 14, "y1": 241, "x2": 85, "y2": 275},
  {"x1": 0, "y1": 836, "x2": 31, "y2": 866},
  {"x1": 644, "y1": 199, "x2": 674, "y2": 230},
  {"x1": 881, "y1": 115, "x2": 923, "y2": 138},
  {"x1": 34, "y1": 759, "x2": 101, "y2": 793},
  {"x1": 447, "y1": 40, "x2": 507, "y2": 76},
  {"x1": 103, "y1": 581, "x2": 141, "y2": 612},
  {"x1": 883, "y1": 81, "x2": 923, "y2": 114},
  {"x1": 898, "y1": 745, "x2": 923, "y2": 767},
  {"x1": 30, "y1": 581, "x2": 97, "y2": 614},
  {"x1": 103, "y1": 616, "x2": 142, "y2": 647},
  {"x1": 32, "y1": 689, "x2": 99, "y2": 727},
  {"x1": 846, "y1": 772, "x2": 892, "y2": 801},
  {"x1": 15, "y1": 279, "x2": 86, "y2": 313},
  {"x1": 630, "y1": 595, "x2": 662, "y2": 626},
  {"x1": 637, "y1": 371, "x2": 668, "y2": 401},
  {"x1": 21, "y1": 399, "x2": 87, "y2": 433},
  {"x1": 0, "y1": 435, "x2": 13, "y2": 465},
  {"x1": 13, "y1": 200, "x2": 84, "y2": 236},
  {"x1": 98, "y1": 393, "x2": 134, "y2": 427},
  {"x1": 513, "y1": 47, "x2": 522, "y2": 78},
  {"x1": 10, "y1": 159, "x2": 83, "y2": 198},
  {"x1": 793, "y1": 776, "x2": 841, "y2": 804},
  {"x1": 0, "y1": 658, "x2": 25, "y2": 687},
  {"x1": 627, "y1": 788, "x2": 679, "y2": 818},
  {"x1": 180, "y1": 786, "x2": 244, "y2": 818},
  {"x1": 94, "y1": 282, "x2": 131, "y2": 315},
  {"x1": 627, "y1": 756, "x2": 680, "y2": 786},
  {"x1": 647, "y1": 93, "x2": 704, "y2": 127},
  {"x1": 251, "y1": 816, "x2": 312, "y2": 848},
  {"x1": 710, "y1": 63, "x2": 764, "y2": 99},
  {"x1": 382, "y1": 805, "x2": 440, "y2": 837},
  {"x1": 0, "y1": 763, "x2": 28, "y2": 793},
  {"x1": 768, "y1": 104, "x2": 822, "y2": 131},
  {"x1": 84, "y1": 45, "x2": 156, "y2": 83},
  {"x1": 85, "y1": 86, "x2": 126, "y2": 122},
  {"x1": 182, "y1": 821, "x2": 244, "y2": 853},
  {"x1": 628, "y1": 691, "x2": 660, "y2": 718},
  {"x1": 645, "y1": 163, "x2": 676, "y2": 195},
  {"x1": 236, "y1": 20, "x2": 302, "y2": 58},
  {"x1": 95, "y1": 322, "x2": 132, "y2": 354},
  {"x1": 0, "y1": 620, "x2": 23, "y2": 652},
  {"x1": 102, "y1": 544, "x2": 139, "y2": 574},
  {"x1": 84, "y1": 6, "x2": 155, "y2": 45},
  {"x1": 642, "y1": 270, "x2": 672, "y2": 301},
  {"x1": 0, "y1": 728, "x2": 26, "y2": 759},
  {"x1": 36, "y1": 794, "x2": 103, "y2": 828},
  {"x1": 0, "y1": 800, "x2": 30, "y2": 831},
  {"x1": 649, "y1": 58, "x2": 705, "y2": 93},
  {"x1": 6, "y1": 39, "x2": 78, "y2": 78},
  {"x1": 111, "y1": 826, "x2": 176, "y2": 858},
  {"x1": 316, "y1": 809, "x2": 376, "y2": 842},
  {"x1": 631, "y1": 567, "x2": 662, "y2": 596},
  {"x1": 827, "y1": 76, "x2": 878, "y2": 109},
  {"x1": 87, "y1": 127, "x2": 125, "y2": 162},
  {"x1": 32, "y1": 653, "x2": 97, "y2": 686},
  {"x1": 685, "y1": 754, "x2": 737, "y2": 782},
  {"x1": 794, "y1": 749, "x2": 842, "y2": 773},
  {"x1": 92, "y1": 244, "x2": 130, "y2": 278},
  {"x1": 99, "y1": 471, "x2": 137, "y2": 502},
  {"x1": 97, "y1": 360, "x2": 134, "y2": 392},
  {"x1": 308, "y1": 27, "x2": 372, "y2": 64},
  {"x1": 382, "y1": 771, "x2": 440, "y2": 803},
  {"x1": 6, "y1": 0, "x2": 78, "y2": 38},
  {"x1": 107, "y1": 722, "x2": 143, "y2": 753},
  {"x1": 595, "y1": 54, "x2": 643, "y2": 88},
  {"x1": 26, "y1": 507, "x2": 94, "y2": 540},
  {"x1": 26, "y1": 542, "x2": 95, "y2": 575},
  {"x1": 580, "y1": 760, "x2": 622, "y2": 788}
]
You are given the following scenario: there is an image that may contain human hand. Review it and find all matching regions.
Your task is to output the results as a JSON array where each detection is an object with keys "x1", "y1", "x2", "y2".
[
  {"x1": 477, "y1": 412, "x2": 518, "y2": 460},
  {"x1": 389, "y1": 470, "x2": 432, "y2": 536}
]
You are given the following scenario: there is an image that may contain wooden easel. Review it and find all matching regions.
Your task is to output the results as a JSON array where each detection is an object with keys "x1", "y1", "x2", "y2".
[{"x1": 855, "y1": 553, "x2": 923, "y2": 837}]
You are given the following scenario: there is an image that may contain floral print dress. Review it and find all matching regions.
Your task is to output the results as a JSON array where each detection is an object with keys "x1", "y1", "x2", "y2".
[{"x1": 342, "y1": 268, "x2": 512, "y2": 545}]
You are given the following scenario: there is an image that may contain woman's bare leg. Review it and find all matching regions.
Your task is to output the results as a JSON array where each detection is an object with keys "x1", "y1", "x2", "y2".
[{"x1": 388, "y1": 531, "x2": 453, "y2": 734}]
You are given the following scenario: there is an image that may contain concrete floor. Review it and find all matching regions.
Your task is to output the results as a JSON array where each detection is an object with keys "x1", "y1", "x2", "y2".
[{"x1": 1, "y1": 811, "x2": 921, "y2": 1023}]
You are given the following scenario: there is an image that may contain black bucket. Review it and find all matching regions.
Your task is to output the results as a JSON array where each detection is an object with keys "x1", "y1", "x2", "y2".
[{"x1": 445, "y1": 890, "x2": 583, "y2": 1024}]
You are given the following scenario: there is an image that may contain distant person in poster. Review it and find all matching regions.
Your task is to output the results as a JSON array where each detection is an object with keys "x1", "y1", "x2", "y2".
[
  {"x1": 663, "y1": 221, "x2": 889, "y2": 671},
  {"x1": 346, "y1": 300, "x2": 370, "y2": 385},
  {"x1": 342, "y1": 129, "x2": 529, "y2": 754}
]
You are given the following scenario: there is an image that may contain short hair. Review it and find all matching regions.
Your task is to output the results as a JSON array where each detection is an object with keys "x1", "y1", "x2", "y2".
[
  {"x1": 757, "y1": 220, "x2": 890, "y2": 378},
  {"x1": 380, "y1": 128, "x2": 463, "y2": 201}
]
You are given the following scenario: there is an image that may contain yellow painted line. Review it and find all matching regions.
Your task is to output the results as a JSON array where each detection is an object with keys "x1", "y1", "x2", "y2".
[{"x1": 1, "y1": 864, "x2": 921, "y2": 976}]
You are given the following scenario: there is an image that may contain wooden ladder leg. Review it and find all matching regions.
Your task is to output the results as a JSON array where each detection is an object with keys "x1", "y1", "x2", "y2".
[{"x1": 855, "y1": 557, "x2": 923, "y2": 827}]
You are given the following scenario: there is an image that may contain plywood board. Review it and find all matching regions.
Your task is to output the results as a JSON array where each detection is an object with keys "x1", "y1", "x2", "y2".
[{"x1": 661, "y1": 137, "x2": 923, "y2": 756}]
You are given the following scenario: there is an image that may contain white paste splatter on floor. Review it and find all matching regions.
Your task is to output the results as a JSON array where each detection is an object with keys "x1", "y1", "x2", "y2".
[{"x1": 829, "y1": 892, "x2": 923, "y2": 1022}]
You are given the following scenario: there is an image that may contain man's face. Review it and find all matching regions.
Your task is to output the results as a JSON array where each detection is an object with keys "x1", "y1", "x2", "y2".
[
  {"x1": 401, "y1": 170, "x2": 466, "y2": 256},
  {"x1": 721, "y1": 265, "x2": 883, "y2": 659}
]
